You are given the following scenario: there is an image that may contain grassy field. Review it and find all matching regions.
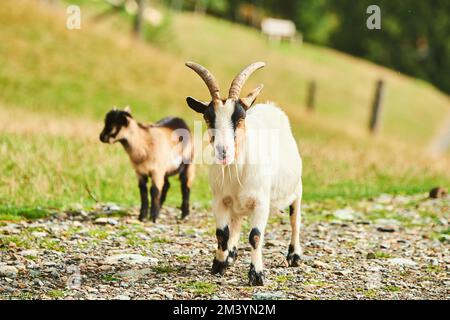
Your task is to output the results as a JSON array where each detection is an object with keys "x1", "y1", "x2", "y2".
[{"x1": 0, "y1": 0, "x2": 449, "y2": 219}]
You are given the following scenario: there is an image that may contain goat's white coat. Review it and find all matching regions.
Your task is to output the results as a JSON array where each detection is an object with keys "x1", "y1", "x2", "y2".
[{"x1": 210, "y1": 103, "x2": 302, "y2": 274}]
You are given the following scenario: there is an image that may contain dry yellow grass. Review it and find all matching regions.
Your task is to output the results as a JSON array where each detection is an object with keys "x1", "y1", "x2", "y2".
[{"x1": 0, "y1": 104, "x2": 99, "y2": 139}]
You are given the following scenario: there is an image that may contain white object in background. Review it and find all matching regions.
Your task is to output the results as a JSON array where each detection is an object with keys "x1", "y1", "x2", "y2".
[
  {"x1": 125, "y1": 0, "x2": 138, "y2": 15},
  {"x1": 144, "y1": 7, "x2": 164, "y2": 26},
  {"x1": 261, "y1": 18, "x2": 298, "y2": 43}
]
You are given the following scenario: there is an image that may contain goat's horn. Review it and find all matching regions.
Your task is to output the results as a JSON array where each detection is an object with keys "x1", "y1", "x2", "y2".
[
  {"x1": 228, "y1": 62, "x2": 265, "y2": 100},
  {"x1": 185, "y1": 61, "x2": 221, "y2": 100}
]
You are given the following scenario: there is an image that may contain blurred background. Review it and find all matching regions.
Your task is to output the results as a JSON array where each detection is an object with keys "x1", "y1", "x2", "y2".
[{"x1": 0, "y1": 0, "x2": 449, "y2": 219}]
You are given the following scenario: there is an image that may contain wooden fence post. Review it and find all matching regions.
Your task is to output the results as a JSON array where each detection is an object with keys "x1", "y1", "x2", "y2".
[
  {"x1": 133, "y1": 0, "x2": 145, "y2": 38},
  {"x1": 306, "y1": 80, "x2": 316, "y2": 112},
  {"x1": 369, "y1": 79, "x2": 385, "y2": 134}
]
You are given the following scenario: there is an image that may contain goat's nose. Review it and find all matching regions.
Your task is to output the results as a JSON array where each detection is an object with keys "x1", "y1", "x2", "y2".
[
  {"x1": 215, "y1": 145, "x2": 227, "y2": 160},
  {"x1": 99, "y1": 133, "x2": 107, "y2": 143}
]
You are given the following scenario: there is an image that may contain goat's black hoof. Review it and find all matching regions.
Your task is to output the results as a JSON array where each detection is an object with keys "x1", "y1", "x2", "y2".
[
  {"x1": 287, "y1": 253, "x2": 302, "y2": 267},
  {"x1": 211, "y1": 258, "x2": 228, "y2": 276},
  {"x1": 138, "y1": 212, "x2": 147, "y2": 222},
  {"x1": 227, "y1": 247, "x2": 238, "y2": 265},
  {"x1": 180, "y1": 211, "x2": 189, "y2": 220},
  {"x1": 139, "y1": 207, "x2": 148, "y2": 221},
  {"x1": 150, "y1": 211, "x2": 159, "y2": 223},
  {"x1": 248, "y1": 264, "x2": 264, "y2": 286}
]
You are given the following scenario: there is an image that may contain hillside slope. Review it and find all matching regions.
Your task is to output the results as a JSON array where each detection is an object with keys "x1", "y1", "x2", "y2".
[{"x1": 171, "y1": 14, "x2": 450, "y2": 147}]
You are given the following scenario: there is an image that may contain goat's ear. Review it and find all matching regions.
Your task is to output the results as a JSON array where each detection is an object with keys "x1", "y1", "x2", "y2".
[
  {"x1": 124, "y1": 105, "x2": 132, "y2": 113},
  {"x1": 240, "y1": 84, "x2": 264, "y2": 110},
  {"x1": 186, "y1": 96, "x2": 208, "y2": 114}
]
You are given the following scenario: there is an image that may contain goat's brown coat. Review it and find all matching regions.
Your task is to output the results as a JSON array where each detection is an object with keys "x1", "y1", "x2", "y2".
[{"x1": 100, "y1": 110, "x2": 194, "y2": 221}]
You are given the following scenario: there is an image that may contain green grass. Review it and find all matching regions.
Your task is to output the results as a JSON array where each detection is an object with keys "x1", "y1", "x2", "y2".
[
  {"x1": 0, "y1": 235, "x2": 32, "y2": 250},
  {"x1": 179, "y1": 281, "x2": 217, "y2": 295},
  {"x1": 47, "y1": 289, "x2": 66, "y2": 299},
  {"x1": 39, "y1": 238, "x2": 65, "y2": 252},
  {"x1": 102, "y1": 274, "x2": 121, "y2": 283},
  {"x1": 356, "y1": 288, "x2": 379, "y2": 299},
  {"x1": 0, "y1": 132, "x2": 211, "y2": 214},
  {"x1": 87, "y1": 229, "x2": 110, "y2": 240},
  {"x1": 429, "y1": 228, "x2": 450, "y2": 243},
  {"x1": 372, "y1": 251, "x2": 393, "y2": 259},
  {"x1": 275, "y1": 274, "x2": 294, "y2": 284},
  {"x1": 175, "y1": 255, "x2": 191, "y2": 263},
  {"x1": 0, "y1": 0, "x2": 449, "y2": 219},
  {"x1": 149, "y1": 237, "x2": 170, "y2": 245},
  {"x1": 0, "y1": 207, "x2": 49, "y2": 221},
  {"x1": 383, "y1": 285, "x2": 401, "y2": 293},
  {"x1": 152, "y1": 265, "x2": 177, "y2": 274}
]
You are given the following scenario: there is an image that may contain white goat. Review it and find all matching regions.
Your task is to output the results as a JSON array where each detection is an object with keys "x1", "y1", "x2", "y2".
[{"x1": 185, "y1": 62, "x2": 302, "y2": 286}]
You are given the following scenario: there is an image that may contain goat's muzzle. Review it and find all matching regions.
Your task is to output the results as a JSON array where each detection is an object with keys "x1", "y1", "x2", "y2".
[
  {"x1": 215, "y1": 145, "x2": 228, "y2": 161},
  {"x1": 99, "y1": 132, "x2": 108, "y2": 143}
]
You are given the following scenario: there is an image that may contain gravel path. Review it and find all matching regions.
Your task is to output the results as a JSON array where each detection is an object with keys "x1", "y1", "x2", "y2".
[{"x1": 0, "y1": 193, "x2": 449, "y2": 300}]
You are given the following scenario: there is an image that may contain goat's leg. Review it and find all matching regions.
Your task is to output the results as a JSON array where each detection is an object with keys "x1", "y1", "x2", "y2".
[
  {"x1": 211, "y1": 200, "x2": 232, "y2": 275},
  {"x1": 138, "y1": 175, "x2": 149, "y2": 221},
  {"x1": 149, "y1": 173, "x2": 164, "y2": 223},
  {"x1": 159, "y1": 176, "x2": 170, "y2": 207},
  {"x1": 287, "y1": 191, "x2": 303, "y2": 267},
  {"x1": 179, "y1": 165, "x2": 191, "y2": 219},
  {"x1": 248, "y1": 201, "x2": 270, "y2": 286},
  {"x1": 227, "y1": 215, "x2": 243, "y2": 265}
]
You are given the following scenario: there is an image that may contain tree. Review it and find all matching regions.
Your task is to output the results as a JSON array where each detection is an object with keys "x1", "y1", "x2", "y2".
[
  {"x1": 133, "y1": 0, "x2": 146, "y2": 38},
  {"x1": 329, "y1": 0, "x2": 450, "y2": 93}
]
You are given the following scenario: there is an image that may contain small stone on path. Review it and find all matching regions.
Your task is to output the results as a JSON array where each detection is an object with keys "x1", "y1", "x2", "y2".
[
  {"x1": 387, "y1": 258, "x2": 417, "y2": 267},
  {"x1": 333, "y1": 208, "x2": 354, "y2": 221},
  {"x1": 103, "y1": 254, "x2": 158, "y2": 265},
  {"x1": 0, "y1": 265, "x2": 18, "y2": 278}
]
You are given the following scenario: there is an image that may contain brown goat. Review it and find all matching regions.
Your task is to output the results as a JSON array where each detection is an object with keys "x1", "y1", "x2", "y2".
[{"x1": 99, "y1": 106, "x2": 195, "y2": 222}]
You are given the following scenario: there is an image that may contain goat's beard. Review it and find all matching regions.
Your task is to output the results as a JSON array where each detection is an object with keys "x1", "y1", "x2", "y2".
[
  {"x1": 217, "y1": 161, "x2": 243, "y2": 189},
  {"x1": 212, "y1": 139, "x2": 243, "y2": 188}
]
